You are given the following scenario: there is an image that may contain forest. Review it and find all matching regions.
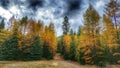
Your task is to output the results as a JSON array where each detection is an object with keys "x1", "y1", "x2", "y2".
[{"x1": 0, "y1": 0, "x2": 120, "y2": 67}]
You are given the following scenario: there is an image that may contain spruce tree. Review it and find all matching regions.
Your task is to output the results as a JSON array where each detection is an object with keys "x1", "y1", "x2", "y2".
[
  {"x1": 0, "y1": 19, "x2": 5, "y2": 30},
  {"x1": 62, "y1": 16, "x2": 70, "y2": 35},
  {"x1": 0, "y1": 21, "x2": 20, "y2": 60}
]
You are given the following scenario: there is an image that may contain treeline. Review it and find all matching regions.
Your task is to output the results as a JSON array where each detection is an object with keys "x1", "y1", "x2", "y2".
[{"x1": 0, "y1": 0, "x2": 120, "y2": 67}]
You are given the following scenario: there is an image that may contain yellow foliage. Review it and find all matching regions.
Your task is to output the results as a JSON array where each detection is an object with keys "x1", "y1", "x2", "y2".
[
  {"x1": 0, "y1": 29, "x2": 11, "y2": 43},
  {"x1": 84, "y1": 49, "x2": 91, "y2": 55},
  {"x1": 42, "y1": 26, "x2": 57, "y2": 54},
  {"x1": 63, "y1": 34, "x2": 71, "y2": 53},
  {"x1": 102, "y1": 15, "x2": 119, "y2": 48}
]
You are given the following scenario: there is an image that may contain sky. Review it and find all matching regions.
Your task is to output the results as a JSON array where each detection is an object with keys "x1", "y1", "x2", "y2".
[{"x1": 0, "y1": 0, "x2": 109, "y2": 36}]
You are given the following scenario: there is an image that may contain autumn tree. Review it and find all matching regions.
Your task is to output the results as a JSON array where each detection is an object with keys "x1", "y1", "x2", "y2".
[
  {"x1": 77, "y1": 4, "x2": 102, "y2": 64},
  {"x1": 42, "y1": 23, "x2": 57, "y2": 59},
  {"x1": 0, "y1": 19, "x2": 11, "y2": 44},
  {"x1": 62, "y1": 34, "x2": 72, "y2": 59},
  {"x1": 102, "y1": 14, "x2": 120, "y2": 64},
  {"x1": 105, "y1": 0, "x2": 120, "y2": 43}
]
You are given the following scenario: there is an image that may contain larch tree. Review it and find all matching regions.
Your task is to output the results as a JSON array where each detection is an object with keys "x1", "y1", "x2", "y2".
[
  {"x1": 102, "y1": 15, "x2": 116, "y2": 48},
  {"x1": 42, "y1": 23, "x2": 57, "y2": 59},
  {"x1": 81, "y1": 4, "x2": 100, "y2": 47},
  {"x1": 78, "y1": 4, "x2": 101, "y2": 64},
  {"x1": 62, "y1": 34, "x2": 72, "y2": 59},
  {"x1": 105, "y1": 0, "x2": 120, "y2": 42}
]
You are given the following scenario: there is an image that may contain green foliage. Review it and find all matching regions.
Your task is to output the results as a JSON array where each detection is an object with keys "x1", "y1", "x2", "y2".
[
  {"x1": 43, "y1": 43, "x2": 53, "y2": 60},
  {"x1": 77, "y1": 48, "x2": 86, "y2": 65},
  {"x1": 70, "y1": 29, "x2": 74, "y2": 36},
  {"x1": 62, "y1": 35, "x2": 77, "y2": 61},
  {"x1": 0, "y1": 19, "x2": 5, "y2": 30},
  {"x1": 0, "y1": 35, "x2": 20, "y2": 60},
  {"x1": 62, "y1": 46, "x2": 70, "y2": 60},
  {"x1": 22, "y1": 36, "x2": 43, "y2": 60},
  {"x1": 57, "y1": 37, "x2": 63, "y2": 53},
  {"x1": 69, "y1": 39, "x2": 77, "y2": 61},
  {"x1": 0, "y1": 1, "x2": 120, "y2": 66},
  {"x1": 77, "y1": 26, "x2": 81, "y2": 36},
  {"x1": 92, "y1": 46, "x2": 107, "y2": 66}
]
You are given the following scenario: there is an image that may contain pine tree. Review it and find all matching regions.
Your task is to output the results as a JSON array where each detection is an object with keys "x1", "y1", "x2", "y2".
[
  {"x1": 70, "y1": 29, "x2": 74, "y2": 36},
  {"x1": 77, "y1": 26, "x2": 81, "y2": 36},
  {"x1": 62, "y1": 16, "x2": 70, "y2": 35},
  {"x1": 0, "y1": 19, "x2": 5, "y2": 30}
]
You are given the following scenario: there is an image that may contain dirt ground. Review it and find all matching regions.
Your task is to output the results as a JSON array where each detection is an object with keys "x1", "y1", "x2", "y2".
[
  {"x1": 0, "y1": 60, "x2": 120, "y2": 68},
  {"x1": 0, "y1": 54, "x2": 120, "y2": 68}
]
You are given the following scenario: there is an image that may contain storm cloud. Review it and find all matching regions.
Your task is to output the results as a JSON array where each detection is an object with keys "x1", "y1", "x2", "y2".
[
  {"x1": 0, "y1": 0, "x2": 10, "y2": 9},
  {"x1": 0, "y1": 0, "x2": 108, "y2": 36}
]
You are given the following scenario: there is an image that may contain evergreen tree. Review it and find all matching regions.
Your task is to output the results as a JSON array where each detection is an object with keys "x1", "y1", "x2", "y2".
[
  {"x1": 69, "y1": 37, "x2": 77, "y2": 61},
  {"x1": 77, "y1": 26, "x2": 81, "y2": 36},
  {"x1": 0, "y1": 21, "x2": 20, "y2": 60},
  {"x1": 23, "y1": 36, "x2": 43, "y2": 60},
  {"x1": 70, "y1": 29, "x2": 74, "y2": 36},
  {"x1": 62, "y1": 16, "x2": 70, "y2": 35},
  {"x1": 0, "y1": 19, "x2": 5, "y2": 30}
]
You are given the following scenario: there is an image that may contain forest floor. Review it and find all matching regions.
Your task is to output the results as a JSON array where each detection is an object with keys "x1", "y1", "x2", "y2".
[{"x1": 0, "y1": 53, "x2": 120, "y2": 68}]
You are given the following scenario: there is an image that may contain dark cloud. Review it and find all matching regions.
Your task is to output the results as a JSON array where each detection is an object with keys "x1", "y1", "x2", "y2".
[
  {"x1": 64, "y1": 0, "x2": 83, "y2": 17},
  {"x1": 68, "y1": 0, "x2": 81, "y2": 11},
  {"x1": 27, "y1": 0, "x2": 44, "y2": 11},
  {"x1": 0, "y1": 0, "x2": 106, "y2": 36},
  {"x1": 0, "y1": 0, "x2": 10, "y2": 9}
]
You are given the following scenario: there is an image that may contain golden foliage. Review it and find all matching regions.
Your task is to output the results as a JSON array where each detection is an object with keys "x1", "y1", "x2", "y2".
[
  {"x1": 0, "y1": 29, "x2": 11, "y2": 43},
  {"x1": 63, "y1": 34, "x2": 72, "y2": 53},
  {"x1": 42, "y1": 26, "x2": 57, "y2": 54}
]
